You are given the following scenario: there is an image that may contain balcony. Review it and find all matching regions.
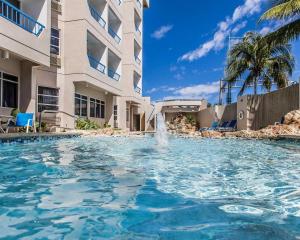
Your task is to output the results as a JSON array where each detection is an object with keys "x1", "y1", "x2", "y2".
[
  {"x1": 87, "y1": 31, "x2": 106, "y2": 74},
  {"x1": 108, "y1": 27, "x2": 121, "y2": 44},
  {"x1": 134, "y1": 40, "x2": 142, "y2": 65},
  {"x1": 134, "y1": 86, "x2": 141, "y2": 94},
  {"x1": 89, "y1": 5, "x2": 106, "y2": 29},
  {"x1": 135, "y1": 55, "x2": 141, "y2": 65},
  {"x1": 108, "y1": 7, "x2": 121, "y2": 44},
  {"x1": 134, "y1": 71, "x2": 141, "y2": 94},
  {"x1": 108, "y1": 49, "x2": 121, "y2": 81},
  {"x1": 0, "y1": 0, "x2": 45, "y2": 36},
  {"x1": 88, "y1": 55, "x2": 105, "y2": 74},
  {"x1": 134, "y1": 10, "x2": 141, "y2": 35},
  {"x1": 108, "y1": 68, "x2": 120, "y2": 81}
]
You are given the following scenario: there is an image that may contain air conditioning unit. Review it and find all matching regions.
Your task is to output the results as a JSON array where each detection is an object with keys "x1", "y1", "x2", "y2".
[
  {"x1": 50, "y1": 56, "x2": 61, "y2": 68},
  {"x1": 51, "y1": 0, "x2": 62, "y2": 14}
]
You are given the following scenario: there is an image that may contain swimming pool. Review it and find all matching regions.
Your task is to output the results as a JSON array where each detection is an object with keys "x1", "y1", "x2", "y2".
[{"x1": 0, "y1": 136, "x2": 299, "y2": 239}]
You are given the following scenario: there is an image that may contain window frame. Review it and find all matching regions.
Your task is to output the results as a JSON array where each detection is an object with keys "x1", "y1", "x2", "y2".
[
  {"x1": 50, "y1": 27, "x2": 60, "y2": 55},
  {"x1": 75, "y1": 93, "x2": 88, "y2": 117},
  {"x1": 0, "y1": 71, "x2": 19, "y2": 109},
  {"x1": 37, "y1": 86, "x2": 59, "y2": 113}
]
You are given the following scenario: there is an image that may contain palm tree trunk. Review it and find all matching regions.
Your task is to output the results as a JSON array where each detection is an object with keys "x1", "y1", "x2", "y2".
[{"x1": 254, "y1": 77, "x2": 257, "y2": 95}]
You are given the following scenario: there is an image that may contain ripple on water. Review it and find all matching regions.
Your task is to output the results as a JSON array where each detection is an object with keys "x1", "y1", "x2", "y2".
[{"x1": 0, "y1": 137, "x2": 299, "y2": 239}]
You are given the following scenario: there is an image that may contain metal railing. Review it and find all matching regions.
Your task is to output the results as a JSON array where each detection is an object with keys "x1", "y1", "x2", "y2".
[
  {"x1": 134, "y1": 86, "x2": 141, "y2": 94},
  {"x1": 108, "y1": 27, "x2": 121, "y2": 44},
  {"x1": 135, "y1": 55, "x2": 141, "y2": 65},
  {"x1": 89, "y1": 5, "x2": 106, "y2": 28},
  {"x1": 0, "y1": 0, "x2": 45, "y2": 36},
  {"x1": 88, "y1": 55, "x2": 106, "y2": 74},
  {"x1": 108, "y1": 68, "x2": 120, "y2": 81},
  {"x1": 38, "y1": 110, "x2": 78, "y2": 132},
  {"x1": 135, "y1": 25, "x2": 141, "y2": 35}
]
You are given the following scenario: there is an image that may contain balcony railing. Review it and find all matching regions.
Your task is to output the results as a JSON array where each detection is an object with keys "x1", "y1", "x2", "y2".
[
  {"x1": 135, "y1": 25, "x2": 141, "y2": 35},
  {"x1": 134, "y1": 86, "x2": 141, "y2": 94},
  {"x1": 108, "y1": 68, "x2": 120, "y2": 81},
  {"x1": 0, "y1": 0, "x2": 45, "y2": 36},
  {"x1": 89, "y1": 5, "x2": 106, "y2": 28},
  {"x1": 108, "y1": 27, "x2": 121, "y2": 44},
  {"x1": 88, "y1": 55, "x2": 106, "y2": 74},
  {"x1": 135, "y1": 55, "x2": 141, "y2": 65}
]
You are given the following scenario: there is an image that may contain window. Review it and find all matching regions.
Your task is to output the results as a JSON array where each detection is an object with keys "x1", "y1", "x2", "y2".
[
  {"x1": 113, "y1": 105, "x2": 118, "y2": 128},
  {"x1": 51, "y1": 28, "x2": 60, "y2": 55},
  {"x1": 37, "y1": 87, "x2": 59, "y2": 112},
  {"x1": 75, "y1": 93, "x2": 87, "y2": 117},
  {"x1": 90, "y1": 98, "x2": 105, "y2": 119},
  {"x1": 1, "y1": 72, "x2": 18, "y2": 108},
  {"x1": 126, "y1": 107, "x2": 130, "y2": 122},
  {"x1": 101, "y1": 101, "x2": 105, "y2": 119}
]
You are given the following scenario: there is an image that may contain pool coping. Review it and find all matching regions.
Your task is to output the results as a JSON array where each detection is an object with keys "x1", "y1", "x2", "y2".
[
  {"x1": 0, "y1": 132, "x2": 82, "y2": 144},
  {"x1": 277, "y1": 135, "x2": 300, "y2": 141}
]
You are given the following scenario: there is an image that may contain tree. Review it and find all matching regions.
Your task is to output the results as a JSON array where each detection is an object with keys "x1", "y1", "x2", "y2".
[
  {"x1": 226, "y1": 32, "x2": 294, "y2": 96},
  {"x1": 260, "y1": 0, "x2": 300, "y2": 44}
]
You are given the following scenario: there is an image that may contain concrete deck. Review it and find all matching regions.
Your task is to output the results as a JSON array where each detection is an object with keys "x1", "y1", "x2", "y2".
[{"x1": 0, "y1": 132, "x2": 81, "y2": 143}]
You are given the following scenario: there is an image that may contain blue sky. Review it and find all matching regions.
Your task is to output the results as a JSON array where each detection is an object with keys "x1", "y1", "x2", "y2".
[{"x1": 142, "y1": 0, "x2": 300, "y2": 104}]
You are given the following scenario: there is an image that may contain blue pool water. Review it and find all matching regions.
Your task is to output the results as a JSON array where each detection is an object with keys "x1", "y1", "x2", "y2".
[{"x1": 0, "y1": 136, "x2": 300, "y2": 239}]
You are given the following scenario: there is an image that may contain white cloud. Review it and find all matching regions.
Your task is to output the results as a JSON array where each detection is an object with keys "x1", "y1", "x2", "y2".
[
  {"x1": 180, "y1": 0, "x2": 266, "y2": 62},
  {"x1": 164, "y1": 81, "x2": 220, "y2": 100},
  {"x1": 151, "y1": 25, "x2": 173, "y2": 39}
]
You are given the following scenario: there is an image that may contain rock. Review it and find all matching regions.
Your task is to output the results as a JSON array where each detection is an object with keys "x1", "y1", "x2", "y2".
[
  {"x1": 201, "y1": 131, "x2": 223, "y2": 138},
  {"x1": 284, "y1": 110, "x2": 300, "y2": 125}
]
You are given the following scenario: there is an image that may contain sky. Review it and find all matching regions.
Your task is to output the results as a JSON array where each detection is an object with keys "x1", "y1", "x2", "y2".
[{"x1": 142, "y1": 0, "x2": 300, "y2": 104}]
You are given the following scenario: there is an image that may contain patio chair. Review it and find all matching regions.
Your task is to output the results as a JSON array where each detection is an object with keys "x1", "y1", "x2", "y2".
[
  {"x1": 6, "y1": 113, "x2": 36, "y2": 133},
  {"x1": 219, "y1": 120, "x2": 237, "y2": 132},
  {"x1": 199, "y1": 121, "x2": 219, "y2": 132},
  {"x1": 216, "y1": 121, "x2": 229, "y2": 131},
  {"x1": 0, "y1": 115, "x2": 13, "y2": 133}
]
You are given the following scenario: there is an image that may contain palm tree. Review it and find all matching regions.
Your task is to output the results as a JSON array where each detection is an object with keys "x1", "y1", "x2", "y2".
[
  {"x1": 260, "y1": 0, "x2": 300, "y2": 43},
  {"x1": 226, "y1": 32, "x2": 294, "y2": 96}
]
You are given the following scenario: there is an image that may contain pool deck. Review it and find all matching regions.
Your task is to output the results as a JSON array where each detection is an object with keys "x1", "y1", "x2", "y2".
[{"x1": 0, "y1": 132, "x2": 81, "y2": 143}]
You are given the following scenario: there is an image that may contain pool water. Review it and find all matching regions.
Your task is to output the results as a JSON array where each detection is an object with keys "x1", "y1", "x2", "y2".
[{"x1": 0, "y1": 136, "x2": 300, "y2": 239}]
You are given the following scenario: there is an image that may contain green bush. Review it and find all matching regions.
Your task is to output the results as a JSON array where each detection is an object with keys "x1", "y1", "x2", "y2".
[
  {"x1": 185, "y1": 114, "x2": 196, "y2": 126},
  {"x1": 76, "y1": 118, "x2": 100, "y2": 130},
  {"x1": 11, "y1": 108, "x2": 20, "y2": 118}
]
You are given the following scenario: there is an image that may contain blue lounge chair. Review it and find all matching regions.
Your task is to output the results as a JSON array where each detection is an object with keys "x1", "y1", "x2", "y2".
[
  {"x1": 199, "y1": 121, "x2": 219, "y2": 132},
  {"x1": 6, "y1": 113, "x2": 35, "y2": 133},
  {"x1": 216, "y1": 121, "x2": 229, "y2": 130},
  {"x1": 219, "y1": 120, "x2": 237, "y2": 132}
]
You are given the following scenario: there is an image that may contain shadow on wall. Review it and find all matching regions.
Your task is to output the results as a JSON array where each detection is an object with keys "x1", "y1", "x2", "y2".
[{"x1": 248, "y1": 84, "x2": 299, "y2": 130}]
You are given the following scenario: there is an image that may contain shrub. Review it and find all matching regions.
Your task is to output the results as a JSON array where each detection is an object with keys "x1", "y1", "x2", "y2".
[
  {"x1": 11, "y1": 108, "x2": 20, "y2": 118},
  {"x1": 185, "y1": 114, "x2": 196, "y2": 126},
  {"x1": 76, "y1": 118, "x2": 100, "y2": 130}
]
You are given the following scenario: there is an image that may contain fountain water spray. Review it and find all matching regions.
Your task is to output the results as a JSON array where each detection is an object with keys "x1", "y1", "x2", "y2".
[{"x1": 155, "y1": 112, "x2": 169, "y2": 147}]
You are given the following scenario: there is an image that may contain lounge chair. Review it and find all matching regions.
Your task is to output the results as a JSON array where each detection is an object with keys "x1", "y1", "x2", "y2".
[
  {"x1": 6, "y1": 113, "x2": 36, "y2": 133},
  {"x1": 219, "y1": 120, "x2": 237, "y2": 132},
  {"x1": 216, "y1": 121, "x2": 229, "y2": 131},
  {"x1": 199, "y1": 121, "x2": 219, "y2": 132},
  {"x1": 0, "y1": 115, "x2": 13, "y2": 133}
]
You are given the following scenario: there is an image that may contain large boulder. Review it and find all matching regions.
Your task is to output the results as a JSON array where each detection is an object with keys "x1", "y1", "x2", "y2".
[
  {"x1": 284, "y1": 110, "x2": 300, "y2": 125},
  {"x1": 201, "y1": 130, "x2": 223, "y2": 138}
]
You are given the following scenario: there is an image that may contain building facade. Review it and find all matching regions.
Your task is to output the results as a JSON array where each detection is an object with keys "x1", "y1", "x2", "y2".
[{"x1": 0, "y1": 0, "x2": 152, "y2": 131}]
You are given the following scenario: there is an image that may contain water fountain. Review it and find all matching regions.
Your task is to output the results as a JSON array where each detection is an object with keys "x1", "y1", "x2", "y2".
[{"x1": 155, "y1": 112, "x2": 169, "y2": 147}]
